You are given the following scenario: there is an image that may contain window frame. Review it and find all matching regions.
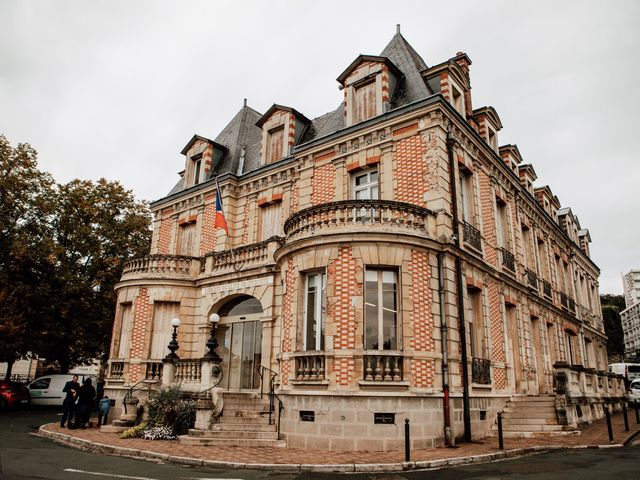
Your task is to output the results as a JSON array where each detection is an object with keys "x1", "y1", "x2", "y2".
[
  {"x1": 353, "y1": 78, "x2": 377, "y2": 124},
  {"x1": 352, "y1": 166, "x2": 379, "y2": 200},
  {"x1": 364, "y1": 268, "x2": 399, "y2": 351},
  {"x1": 303, "y1": 270, "x2": 326, "y2": 351},
  {"x1": 267, "y1": 125, "x2": 285, "y2": 163}
]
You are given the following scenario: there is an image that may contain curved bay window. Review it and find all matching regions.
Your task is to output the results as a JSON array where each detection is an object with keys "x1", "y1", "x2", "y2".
[{"x1": 364, "y1": 269, "x2": 398, "y2": 350}]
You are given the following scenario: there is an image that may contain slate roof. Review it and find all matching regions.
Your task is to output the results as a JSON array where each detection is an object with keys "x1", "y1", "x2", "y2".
[{"x1": 167, "y1": 31, "x2": 435, "y2": 197}]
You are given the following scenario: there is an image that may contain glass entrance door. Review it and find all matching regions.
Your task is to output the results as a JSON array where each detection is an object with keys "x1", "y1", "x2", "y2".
[{"x1": 216, "y1": 320, "x2": 262, "y2": 390}]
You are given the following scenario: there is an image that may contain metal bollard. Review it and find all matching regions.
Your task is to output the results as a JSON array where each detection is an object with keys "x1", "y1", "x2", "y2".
[
  {"x1": 635, "y1": 404, "x2": 639, "y2": 424},
  {"x1": 497, "y1": 412, "x2": 504, "y2": 450},
  {"x1": 623, "y1": 403, "x2": 629, "y2": 432},
  {"x1": 605, "y1": 405, "x2": 613, "y2": 442},
  {"x1": 404, "y1": 418, "x2": 411, "y2": 462}
]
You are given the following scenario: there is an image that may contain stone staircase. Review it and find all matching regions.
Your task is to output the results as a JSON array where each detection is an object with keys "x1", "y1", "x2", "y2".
[
  {"x1": 492, "y1": 395, "x2": 577, "y2": 438},
  {"x1": 179, "y1": 392, "x2": 286, "y2": 447}
]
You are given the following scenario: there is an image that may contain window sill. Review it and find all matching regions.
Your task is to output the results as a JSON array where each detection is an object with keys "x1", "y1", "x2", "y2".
[
  {"x1": 290, "y1": 379, "x2": 329, "y2": 387},
  {"x1": 471, "y1": 383, "x2": 493, "y2": 390},
  {"x1": 358, "y1": 380, "x2": 409, "y2": 390}
]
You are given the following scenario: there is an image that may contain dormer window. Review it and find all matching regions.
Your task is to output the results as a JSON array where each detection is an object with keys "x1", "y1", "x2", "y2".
[
  {"x1": 192, "y1": 154, "x2": 202, "y2": 186},
  {"x1": 487, "y1": 127, "x2": 497, "y2": 152},
  {"x1": 268, "y1": 126, "x2": 284, "y2": 163},
  {"x1": 451, "y1": 82, "x2": 465, "y2": 117},
  {"x1": 354, "y1": 80, "x2": 377, "y2": 124}
]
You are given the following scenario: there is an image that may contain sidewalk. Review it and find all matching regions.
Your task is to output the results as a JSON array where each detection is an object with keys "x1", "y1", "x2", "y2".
[{"x1": 38, "y1": 412, "x2": 640, "y2": 473}]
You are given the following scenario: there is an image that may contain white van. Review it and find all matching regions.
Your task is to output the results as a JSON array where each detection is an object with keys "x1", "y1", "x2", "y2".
[
  {"x1": 28, "y1": 374, "x2": 95, "y2": 406},
  {"x1": 608, "y1": 363, "x2": 640, "y2": 383}
]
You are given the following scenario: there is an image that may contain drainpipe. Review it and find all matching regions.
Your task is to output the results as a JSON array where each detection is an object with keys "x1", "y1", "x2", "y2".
[
  {"x1": 446, "y1": 130, "x2": 472, "y2": 443},
  {"x1": 438, "y1": 252, "x2": 453, "y2": 446}
]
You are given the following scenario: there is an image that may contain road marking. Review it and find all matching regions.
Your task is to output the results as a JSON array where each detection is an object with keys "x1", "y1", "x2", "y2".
[{"x1": 63, "y1": 468, "x2": 159, "y2": 480}]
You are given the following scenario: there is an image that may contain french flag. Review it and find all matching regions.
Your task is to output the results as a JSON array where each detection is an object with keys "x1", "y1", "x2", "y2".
[{"x1": 214, "y1": 179, "x2": 228, "y2": 234}]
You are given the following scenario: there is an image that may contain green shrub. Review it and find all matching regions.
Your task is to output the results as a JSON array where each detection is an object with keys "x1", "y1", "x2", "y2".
[
  {"x1": 121, "y1": 421, "x2": 148, "y2": 439},
  {"x1": 146, "y1": 386, "x2": 195, "y2": 436}
]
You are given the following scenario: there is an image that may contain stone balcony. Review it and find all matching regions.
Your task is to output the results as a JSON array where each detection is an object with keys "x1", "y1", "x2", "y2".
[
  {"x1": 121, "y1": 254, "x2": 201, "y2": 280},
  {"x1": 283, "y1": 199, "x2": 437, "y2": 243}
]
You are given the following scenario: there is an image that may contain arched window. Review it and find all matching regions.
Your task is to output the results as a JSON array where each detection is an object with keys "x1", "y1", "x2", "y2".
[{"x1": 218, "y1": 296, "x2": 263, "y2": 317}]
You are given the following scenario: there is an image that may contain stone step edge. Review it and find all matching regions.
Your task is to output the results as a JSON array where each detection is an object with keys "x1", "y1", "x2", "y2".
[{"x1": 36, "y1": 423, "x2": 631, "y2": 473}]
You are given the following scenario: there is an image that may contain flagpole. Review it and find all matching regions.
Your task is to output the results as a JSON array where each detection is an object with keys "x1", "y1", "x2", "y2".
[{"x1": 214, "y1": 176, "x2": 242, "y2": 272}]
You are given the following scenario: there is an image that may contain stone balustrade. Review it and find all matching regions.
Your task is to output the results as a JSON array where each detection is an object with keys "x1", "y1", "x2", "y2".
[
  {"x1": 294, "y1": 353, "x2": 326, "y2": 381},
  {"x1": 121, "y1": 254, "x2": 200, "y2": 279},
  {"x1": 363, "y1": 352, "x2": 403, "y2": 382},
  {"x1": 175, "y1": 359, "x2": 202, "y2": 384},
  {"x1": 284, "y1": 200, "x2": 436, "y2": 242},
  {"x1": 201, "y1": 237, "x2": 282, "y2": 274},
  {"x1": 109, "y1": 361, "x2": 124, "y2": 380}
]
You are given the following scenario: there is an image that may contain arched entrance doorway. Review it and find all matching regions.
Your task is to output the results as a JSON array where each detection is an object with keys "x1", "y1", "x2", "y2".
[{"x1": 213, "y1": 295, "x2": 263, "y2": 391}]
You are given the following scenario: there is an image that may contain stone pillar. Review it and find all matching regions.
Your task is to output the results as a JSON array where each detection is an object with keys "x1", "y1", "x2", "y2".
[{"x1": 162, "y1": 359, "x2": 176, "y2": 386}]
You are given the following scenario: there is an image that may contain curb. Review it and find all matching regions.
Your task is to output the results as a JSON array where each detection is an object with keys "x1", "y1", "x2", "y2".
[{"x1": 35, "y1": 424, "x2": 628, "y2": 473}]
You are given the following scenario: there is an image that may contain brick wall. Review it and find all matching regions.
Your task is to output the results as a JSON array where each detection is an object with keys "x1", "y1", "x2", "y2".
[
  {"x1": 488, "y1": 282, "x2": 506, "y2": 389},
  {"x1": 478, "y1": 170, "x2": 497, "y2": 267},
  {"x1": 408, "y1": 250, "x2": 435, "y2": 387},
  {"x1": 157, "y1": 214, "x2": 173, "y2": 255},
  {"x1": 280, "y1": 258, "x2": 296, "y2": 385},
  {"x1": 129, "y1": 288, "x2": 152, "y2": 383},
  {"x1": 328, "y1": 245, "x2": 359, "y2": 386},
  {"x1": 311, "y1": 162, "x2": 336, "y2": 205},
  {"x1": 395, "y1": 134, "x2": 428, "y2": 205},
  {"x1": 200, "y1": 202, "x2": 216, "y2": 255}
]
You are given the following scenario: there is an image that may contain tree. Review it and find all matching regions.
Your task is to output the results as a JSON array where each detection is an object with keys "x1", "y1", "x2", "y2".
[
  {"x1": 0, "y1": 135, "x2": 56, "y2": 379},
  {"x1": 0, "y1": 134, "x2": 151, "y2": 376},
  {"x1": 601, "y1": 294, "x2": 626, "y2": 362},
  {"x1": 38, "y1": 179, "x2": 151, "y2": 372}
]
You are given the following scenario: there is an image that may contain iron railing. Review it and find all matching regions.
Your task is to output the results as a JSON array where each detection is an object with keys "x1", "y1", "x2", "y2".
[
  {"x1": 541, "y1": 279, "x2": 552, "y2": 299},
  {"x1": 363, "y1": 352, "x2": 403, "y2": 382},
  {"x1": 524, "y1": 268, "x2": 539, "y2": 290},
  {"x1": 258, "y1": 366, "x2": 283, "y2": 439},
  {"x1": 500, "y1": 248, "x2": 515, "y2": 272},
  {"x1": 462, "y1": 221, "x2": 482, "y2": 251},
  {"x1": 472, "y1": 357, "x2": 491, "y2": 384}
]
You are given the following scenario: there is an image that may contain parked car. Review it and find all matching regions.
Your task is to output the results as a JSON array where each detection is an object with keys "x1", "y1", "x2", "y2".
[
  {"x1": 0, "y1": 380, "x2": 31, "y2": 411},
  {"x1": 28, "y1": 374, "x2": 94, "y2": 406},
  {"x1": 629, "y1": 378, "x2": 640, "y2": 406}
]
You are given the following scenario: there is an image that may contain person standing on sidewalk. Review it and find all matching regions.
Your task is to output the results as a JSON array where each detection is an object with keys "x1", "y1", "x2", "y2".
[
  {"x1": 97, "y1": 396, "x2": 110, "y2": 427},
  {"x1": 74, "y1": 378, "x2": 96, "y2": 429},
  {"x1": 60, "y1": 375, "x2": 80, "y2": 428}
]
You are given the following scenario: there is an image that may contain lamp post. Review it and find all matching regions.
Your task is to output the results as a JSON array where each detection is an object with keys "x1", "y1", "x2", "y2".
[
  {"x1": 204, "y1": 313, "x2": 222, "y2": 364},
  {"x1": 165, "y1": 317, "x2": 181, "y2": 360}
]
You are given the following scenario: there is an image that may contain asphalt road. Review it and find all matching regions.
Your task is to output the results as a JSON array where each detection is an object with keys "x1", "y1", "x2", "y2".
[{"x1": 1, "y1": 408, "x2": 639, "y2": 480}]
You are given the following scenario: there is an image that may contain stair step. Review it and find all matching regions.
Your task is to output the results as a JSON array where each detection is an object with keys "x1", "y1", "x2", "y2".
[
  {"x1": 178, "y1": 435, "x2": 286, "y2": 448},
  {"x1": 509, "y1": 396, "x2": 556, "y2": 402},
  {"x1": 187, "y1": 429, "x2": 278, "y2": 439},
  {"x1": 218, "y1": 415, "x2": 272, "y2": 425},
  {"x1": 200, "y1": 423, "x2": 277, "y2": 432},
  {"x1": 504, "y1": 405, "x2": 556, "y2": 412},
  {"x1": 499, "y1": 424, "x2": 568, "y2": 432},
  {"x1": 502, "y1": 418, "x2": 558, "y2": 425},
  {"x1": 502, "y1": 412, "x2": 557, "y2": 420}
]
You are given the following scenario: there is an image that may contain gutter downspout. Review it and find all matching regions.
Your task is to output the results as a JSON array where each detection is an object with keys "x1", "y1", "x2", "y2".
[
  {"x1": 446, "y1": 130, "x2": 472, "y2": 443},
  {"x1": 438, "y1": 251, "x2": 453, "y2": 446}
]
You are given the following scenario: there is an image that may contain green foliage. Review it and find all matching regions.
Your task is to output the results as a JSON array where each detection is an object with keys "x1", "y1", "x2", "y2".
[
  {"x1": 146, "y1": 386, "x2": 195, "y2": 436},
  {"x1": 601, "y1": 294, "x2": 626, "y2": 359},
  {"x1": 0, "y1": 134, "x2": 152, "y2": 376},
  {"x1": 121, "y1": 421, "x2": 149, "y2": 439}
]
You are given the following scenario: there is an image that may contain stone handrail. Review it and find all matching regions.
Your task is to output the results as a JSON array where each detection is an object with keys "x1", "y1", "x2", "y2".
[
  {"x1": 201, "y1": 237, "x2": 283, "y2": 274},
  {"x1": 283, "y1": 200, "x2": 436, "y2": 241},
  {"x1": 175, "y1": 359, "x2": 202, "y2": 384},
  {"x1": 553, "y1": 362, "x2": 625, "y2": 399},
  {"x1": 363, "y1": 351, "x2": 404, "y2": 382},
  {"x1": 122, "y1": 254, "x2": 200, "y2": 279},
  {"x1": 294, "y1": 353, "x2": 326, "y2": 381}
]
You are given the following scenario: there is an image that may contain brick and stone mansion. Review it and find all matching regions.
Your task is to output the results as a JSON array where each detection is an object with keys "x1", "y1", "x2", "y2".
[{"x1": 105, "y1": 27, "x2": 624, "y2": 451}]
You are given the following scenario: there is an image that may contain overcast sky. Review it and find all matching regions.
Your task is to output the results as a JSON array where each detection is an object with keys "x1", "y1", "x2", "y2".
[{"x1": 1, "y1": 0, "x2": 638, "y2": 294}]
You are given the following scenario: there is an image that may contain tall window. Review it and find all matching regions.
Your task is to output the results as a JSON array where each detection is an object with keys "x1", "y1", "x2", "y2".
[
  {"x1": 117, "y1": 304, "x2": 133, "y2": 359},
  {"x1": 459, "y1": 169, "x2": 474, "y2": 223},
  {"x1": 150, "y1": 302, "x2": 180, "y2": 359},
  {"x1": 176, "y1": 223, "x2": 196, "y2": 256},
  {"x1": 495, "y1": 198, "x2": 510, "y2": 249},
  {"x1": 303, "y1": 272, "x2": 326, "y2": 351},
  {"x1": 537, "y1": 238, "x2": 548, "y2": 279},
  {"x1": 268, "y1": 126, "x2": 284, "y2": 163},
  {"x1": 260, "y1": 203, "x2": 282, "y2": 240},
  {"x1": 451, "y1": 83, "x2": 465, "y2": 116},
  {"x1": 354, "y1": 81, "x2": 377, "y2": 123},
  {"x1": 353, "y1": 167, "x2": 378, "y2": 200},
  {"x1": 364, "y1": 269, "x2": 398, "y2": 350},
  {"x1": 468, "y1": 288, "x2": 486, "y2": 359}
]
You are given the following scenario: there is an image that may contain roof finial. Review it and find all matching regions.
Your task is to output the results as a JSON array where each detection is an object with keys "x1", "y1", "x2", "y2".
[
  {"x1": 396, "y1": 24, "x2": 401, "y2": 34},
  {"x1": 243, "y1": 98, "x2": 247, "y2": 107}
]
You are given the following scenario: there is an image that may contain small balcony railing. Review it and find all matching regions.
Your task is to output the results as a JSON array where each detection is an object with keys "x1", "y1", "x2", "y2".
[
  {"x1": 145, "y1": 361, "x2": 163, "y2": 381},
  {"x1": 500, "y1": 248, "x2": 515, "y2": 272},
  {"x1": 175, "y1": 359, "x2": 202, "y2": 383},
  {"x1": 294, "y1": 353, "x2": 326, "y2": 381},
  {"x1": 110, "y1": 361, "x2": 124, "y2": 379},
  {"x1": 472, "y1": 357, "x2": 491, "y2": 384},
  {"x1": 541, "y1": 279, "x2": 552, "y2": 299},
  {"x1": 524, "y1": 268, "x2": 539, "y2": 290},
  {"x1": 201, "y1": 237, "x2": 283, "y2": 274},
  {"x1": 462, "y1": 221, "x2": 482, "y2": 251},
  {"x1": 283, "y1": 200, "x2": 436, "y2": 241},
  {"x1": 122, "y1": 254, "x2": 199, "y2": 279},
  {"x1": 363, "y1": 352, "x2": 403, "y2": 382}
]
